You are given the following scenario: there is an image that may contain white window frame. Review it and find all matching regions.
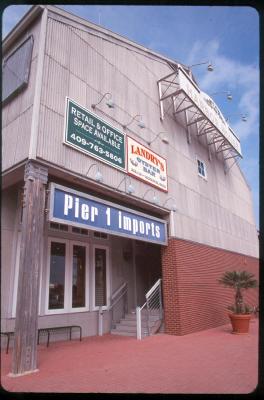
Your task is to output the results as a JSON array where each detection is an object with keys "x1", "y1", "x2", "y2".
[
  {"x1": 45, "y1": 237, "x2": 89, "y2": 315},
  {"x1": 92, "y1": 244, "x2": 110, "y2": 311},
  {"x1": 197, "y1": 157, "x2": 207, "y2": 180}
]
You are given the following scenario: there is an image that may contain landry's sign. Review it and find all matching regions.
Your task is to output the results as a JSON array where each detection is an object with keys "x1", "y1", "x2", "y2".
[
  {"x1": 64, "y1": 97, "x2": 126, "y2": 171},
  {"x1": 127, "y1": 137, "x2": 168, "y2": 192},
  {"x1": 49, "y1": 183, "x2": 167, "y2": 245}
]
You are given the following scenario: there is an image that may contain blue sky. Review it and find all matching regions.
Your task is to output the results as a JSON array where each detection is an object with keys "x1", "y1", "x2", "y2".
[{"x1": 2, "y1": 5, "x2": 259, "y2": 228}]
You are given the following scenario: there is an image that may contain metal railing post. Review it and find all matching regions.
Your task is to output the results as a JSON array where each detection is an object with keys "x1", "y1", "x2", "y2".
[
  {"x1": 125, "y1": 287, "x2": 128, "y2": 315},
  {"x1": 146, "y1": 298, "x2": 150, "y2": 336},
  {"x1": 136, "y1": 307, "x2": 141, "y2": 340},
  {"x1": 98, "y1": 307, "x2": 103, "y2": 336},
  {"x1": 159, "y1": 281, "x2": 163, "y2": 319}
]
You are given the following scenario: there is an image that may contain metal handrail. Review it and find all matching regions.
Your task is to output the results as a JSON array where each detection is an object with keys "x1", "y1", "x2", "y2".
[
  {"x1": 98, "y1": 281, "x2": 128, "y2": 335},
  {"x1": 136, "y1": 279, "x2": 163, "y2": 340},
  {"x1": 146, "y1": 278, "x2": 161, "y2": 298},
  {"x1": 109, "y1": 282, "x2": 128, "y2": 329},
  {"x1": 111, "y1": 281, "x2": 127, "y2": 303},
  {"x1": 109, "y1": 284, "x2": 127, "y2": 310}
]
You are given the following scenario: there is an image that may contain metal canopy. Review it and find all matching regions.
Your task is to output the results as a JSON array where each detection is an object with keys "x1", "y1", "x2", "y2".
[{"x1": 157, "y1": 66, "x2": 242, "y2": 163}]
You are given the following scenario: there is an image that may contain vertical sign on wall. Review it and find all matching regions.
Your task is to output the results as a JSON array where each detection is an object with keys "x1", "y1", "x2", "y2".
[
  {"x1": 127, "y1": 136, "x2": 168, "y2": 192},
  {"x1": 64, "y1": 97, "x2": 126, "y2": 171}
]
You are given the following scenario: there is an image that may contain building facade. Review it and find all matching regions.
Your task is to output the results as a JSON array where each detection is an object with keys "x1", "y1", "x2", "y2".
[{"x1": 1, "y1": 5, "x2": 259, "y2": 373}]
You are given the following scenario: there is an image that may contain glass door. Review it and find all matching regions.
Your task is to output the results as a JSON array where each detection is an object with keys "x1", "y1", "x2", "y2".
[
  {"x1": 71, "y1": 243, "x2": 87, "y2": 309},
  {"x1": 94, "y1": 246, "x2": 109, "y2": 308},
  {"x1": 48, "y1": 240, "x2": 67, "y2": 311}
]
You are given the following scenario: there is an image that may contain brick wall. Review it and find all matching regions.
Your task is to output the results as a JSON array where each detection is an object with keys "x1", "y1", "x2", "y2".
[{"x1": 161, "y1": 238, "x2": 259, "y2": 335}]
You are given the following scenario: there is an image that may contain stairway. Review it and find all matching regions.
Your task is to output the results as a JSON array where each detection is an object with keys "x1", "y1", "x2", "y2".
[{"x1": 111, "y1": 310, "x2": 161, "y2": 337}]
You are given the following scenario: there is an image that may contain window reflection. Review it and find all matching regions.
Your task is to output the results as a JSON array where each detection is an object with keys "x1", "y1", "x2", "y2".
[
  {"x1": 49, "y1": 242, "x2": 65, "y2": 309},
  {"x1": 95, "y1": 248, "x2": 106, "y2": 306},
  {"x1": 72, "y1": 245, "x2": 86, "y2": 308}
]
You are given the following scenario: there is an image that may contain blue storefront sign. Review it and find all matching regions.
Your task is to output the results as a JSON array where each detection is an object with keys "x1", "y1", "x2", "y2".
[{"x1": 49, "y1": 183, "x2": 167, "y2": 245}]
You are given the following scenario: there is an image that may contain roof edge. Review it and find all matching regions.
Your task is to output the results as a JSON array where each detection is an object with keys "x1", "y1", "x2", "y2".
[
  {"x1": 3, "y1": 4, "x2": 186, "y2": 71},
  {"x1": 3, "y1": 5, "x2": 44, "y2": 54},
  {"x1": 47, "y1": 5, "x2": 180, "y2": 67}
]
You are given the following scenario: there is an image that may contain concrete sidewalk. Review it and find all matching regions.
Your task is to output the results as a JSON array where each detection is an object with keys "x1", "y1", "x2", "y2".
[{"x1": 1, "y1": 319, "x2": 259, "y2": 394}]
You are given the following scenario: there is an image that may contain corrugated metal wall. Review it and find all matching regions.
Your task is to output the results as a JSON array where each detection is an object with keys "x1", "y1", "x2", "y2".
[
  {"x1": 2, "y1": 12, "x2": 256, "y2": 257},
  {"x1": 1, "y1": 187, "x2": 19, "y2": 324},
  {"x1": 35, "y1": 14, "x2": 258, "y2": 257}
]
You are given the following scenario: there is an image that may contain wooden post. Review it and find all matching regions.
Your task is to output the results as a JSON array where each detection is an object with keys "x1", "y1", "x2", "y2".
[{"x1": 11, "y1": 162, "x2": 48, "y2": 376}]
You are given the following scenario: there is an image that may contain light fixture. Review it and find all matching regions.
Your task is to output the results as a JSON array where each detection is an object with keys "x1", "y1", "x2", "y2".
[
  {"x1": 162, "y1": 197, "x2": 177, "y2": 212},
  {"x1": 188, "y1": 60, "x2": 214, "y2": 72},
  {"x1": 210, "y1": 91, "x2": 232, "y2": 101},
  {"x1": 116, "y1": 176, "x2": 135, "y2": 194},
  {"x1": 226, "y1": 113, "x2": 247, "y2": 122},
  {"x1": 123, "y1": 114, "x2": 145, "y2": 130},
  {"x1": 147, "y1": 132, "x2": 169, "y2": 146},
  {"x1": 86, "y1": 163, "x2": 103, "y2": 183},
  {"x1": 91, "y1": 92, "x2": 115, "y2": 109},
  {"x1": 142, "y1": 188, "x2": 160, "y2": 205}
]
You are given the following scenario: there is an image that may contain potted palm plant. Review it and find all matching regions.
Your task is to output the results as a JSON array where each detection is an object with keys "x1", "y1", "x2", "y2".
[{"x1": 219, "y1": 270, "x2": 258, "y2": 334}]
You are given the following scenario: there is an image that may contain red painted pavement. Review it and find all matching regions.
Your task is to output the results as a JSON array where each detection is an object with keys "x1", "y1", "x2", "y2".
[{"x1": 1, "y1": 320, "x2": 258, "y2": 394}]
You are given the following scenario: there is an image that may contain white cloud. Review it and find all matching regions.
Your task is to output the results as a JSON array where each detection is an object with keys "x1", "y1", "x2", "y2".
[
  {"x1": 187, "y1": 39, "x2": 259, "y2": 140},
  {"x1": 186, "y1": 39, "x2": 259, "y2": 227}
]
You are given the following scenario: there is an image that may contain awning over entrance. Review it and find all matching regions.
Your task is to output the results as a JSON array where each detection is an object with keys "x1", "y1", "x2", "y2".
[{"x1": 157, "y1": 65, "x2": 242, "y2": 162}]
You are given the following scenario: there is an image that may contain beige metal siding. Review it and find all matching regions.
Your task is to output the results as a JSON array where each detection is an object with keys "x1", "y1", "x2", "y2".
[
  {"x1": 35, "y1": 14, "x2": 258, "y2": 257},
  {"x1": 1, "y1": 188, "x2": 19, "y2": 322},
  {"x1": 2, "y1": 106, "x2": 33, "y2": 170}
]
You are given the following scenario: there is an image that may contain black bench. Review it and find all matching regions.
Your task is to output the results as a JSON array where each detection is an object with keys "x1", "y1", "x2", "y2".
[
  {"x1": 1, "y1": 325, "x2": 82, "y2": 353},
  {"x1": 37, "y1": 325, "x2": 82, "y2": 347},
  {"x1": 1, "y1": 332, "x2": 14, "y2": 354}
]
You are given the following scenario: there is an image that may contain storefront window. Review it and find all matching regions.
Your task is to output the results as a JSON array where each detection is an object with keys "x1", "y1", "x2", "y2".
[
  {"x1": 48, "y1": 242, "x2": 66, "y2": 309},
  {"x1": 46, "y1": 239, "x2": 109, "y2": 313},
  {"x1": 95, "y1": 248, "x2": 107, "y2": 306},
  {"x1": 72, "y1": 245, "x2": 86, "y2": 308},
  {"x1": 47, "y1": 239, "x2": 90, "y2": 314}
]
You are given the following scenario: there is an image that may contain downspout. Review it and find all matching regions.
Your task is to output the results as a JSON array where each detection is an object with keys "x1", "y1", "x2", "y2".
[
  {"x1": 28, "y1": 7, "x2": 48, "y2": 160},
  {"x1": 169, "y1": 210, "x2": 176, "y2": 237}
]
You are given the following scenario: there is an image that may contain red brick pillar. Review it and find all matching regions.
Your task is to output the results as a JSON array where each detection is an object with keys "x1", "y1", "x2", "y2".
[{"x1": 161, "y1": 238, "x2": 181, "y2": 335}]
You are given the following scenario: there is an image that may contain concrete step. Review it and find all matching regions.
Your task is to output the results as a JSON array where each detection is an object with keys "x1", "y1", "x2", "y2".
[
  {"x1": 122, "y1": 315, "x2": 137, "y2": 321},
  {"x1": 111, "y1": 328, "x2": 149, "y2": 337},
  {"x1": 111, "y1": 310, "x2": 162, "y2": 337},
  {"x1": 119, "y1": 319, "x2": 159, "y2": 328},
  {"x1": 114, "y1": 325, "x2": 138, "y2": 333},
  {"x1": 123, "y1": 313, "x2": 160, "y2": 321},
  {"x1": 111, "y1": 330, "x2": 136, "y2": 337}
]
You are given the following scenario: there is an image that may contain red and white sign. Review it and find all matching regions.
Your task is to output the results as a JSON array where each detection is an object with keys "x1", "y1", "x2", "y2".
[{"x1": 127, "y1": 136, "x2": 168, "y2": 192}]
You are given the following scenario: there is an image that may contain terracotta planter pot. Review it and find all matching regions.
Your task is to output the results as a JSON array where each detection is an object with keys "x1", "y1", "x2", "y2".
[{"x1": 228, "y1": 313, "x2": 251, "y2": 334}]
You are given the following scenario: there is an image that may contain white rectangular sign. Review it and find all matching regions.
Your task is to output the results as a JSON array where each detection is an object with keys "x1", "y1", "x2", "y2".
[
  {"x1": 127, "y1": 136, "x2": 168, "y2": 192},
  {"x1": 177, "y1": 67, "x2": 242, "y2": 156}
]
